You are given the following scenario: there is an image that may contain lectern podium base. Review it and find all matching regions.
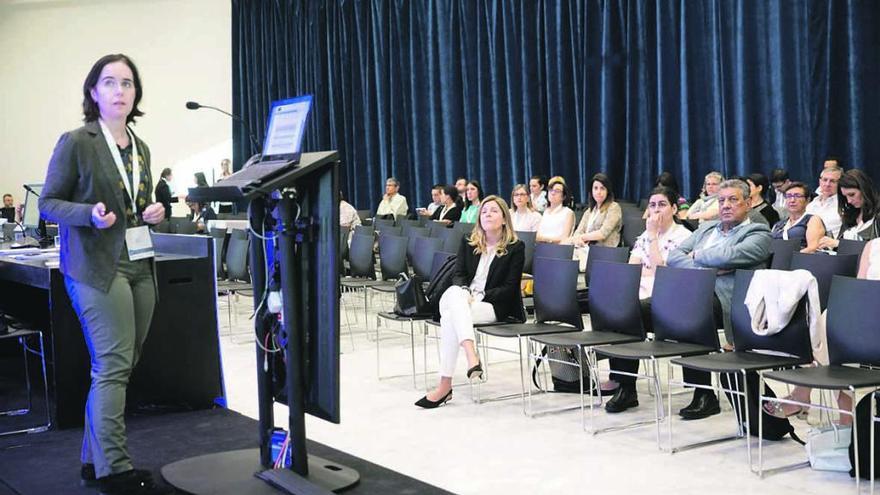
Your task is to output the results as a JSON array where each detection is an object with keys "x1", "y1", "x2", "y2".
[{"x1": 161, "y1": 448, "x2": 359, "y2": 494}]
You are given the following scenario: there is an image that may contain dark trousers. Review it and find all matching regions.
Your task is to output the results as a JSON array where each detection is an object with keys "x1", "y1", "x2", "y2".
[{"x1": 608, "y1": 296, "x2": 722, "y2": 392}]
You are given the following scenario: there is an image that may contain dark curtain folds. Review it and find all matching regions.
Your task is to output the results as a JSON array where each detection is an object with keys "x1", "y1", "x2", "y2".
[{"x1": 232, "y1": 0, "x2": 880, "y2": 211}]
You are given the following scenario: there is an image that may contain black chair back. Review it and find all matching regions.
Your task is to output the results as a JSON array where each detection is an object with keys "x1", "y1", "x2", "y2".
[
  {"x1": 790, "y1": 253, "x2": 858, "y2": 310},
  {"x1": 454, "y1": 222, "x2": 476, "y2": 236},
  {"x1": 356, "y1": 210, "x2": 372, "y2": 225},
  {"x1": 406, "y1": 231, "x2": 430, "y2": 265},
  {"x1": 651, "y1": 266, "x2": 718, "y2": 348},
  {"x1": 376, "y1": 225, "x2": 402, "y2": 238},
  {"x1": 397, "y1": 219, "x2": 421, "y2": 231},
  {"x1": 442, "y1": 229, "x2": 465, "y2": 254},
  {"x1": 730, "y1": 270, "x2": 813, "y2": 358},
  {"x1": 534, "y1": 242, "x2": 573, "y2": 261},
  {"x1": 209, "y1": 227, "x2": 228, "y2": 279},
  {"x1": 769, "y1": 238, "x2": 801, "y2": 270},
  {"x1": 378, "y1": 234, "x2": 408, "y2": 280},
  {"x1": 225, "y1": 229, "x2": 250, "y2": 283},
  {"x1": 348, "y1": 233, "x2": 376, "y2": 279},
  {"x1": 373, "y1": 218, "x2": 395, "y2": 230},
  {"x1": 621, "y1": 214, "x2": 646, "y2": 248},
  {"x1": 533, "y1": 257, "x2": 583, "y2": 329},
  {"x1": 412, "y1": 237, "x2": 444, "y2": 279},
  {"x1": 826, "y1": 276, "x2": 880, "y2": 366},
  {"x1": 402, "y1": 225, "x2": 429, "y2": 239},
  {"x1": 152, "y1": 220, "x2": 171, "y2": 234},
  {"x1": 516, "y1": 230, "x2": 538, "y2": 274},
  {"x1": 584, "y1": 246, "x2": 630, "y2": 287},
  {"x1": 427, "y1": 221, "x2": 449, "y2": 237},
  {"x1": 176, "y1": 221, "x2": 198, "y2": 235},
  {"x1": 353, "y1": 225, "x2": 375, "y2": 237},
  {"x1": 339, "y1": 226, "x2": 350, "y2": 273},
  {"x1": 587, "y1": 261, "x2": 644, "y2": 338},
  {"x1": 429, "y1": 251, "x2": 455, "y2": 281},
  {"x1": 837, "y1": 239, "x2": 866, "y2": 260}
]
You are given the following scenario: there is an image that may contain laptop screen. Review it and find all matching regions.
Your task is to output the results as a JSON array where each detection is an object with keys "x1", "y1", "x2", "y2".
[{"x1": 261, "y1": 94, "x2": 313, "y2": 163}]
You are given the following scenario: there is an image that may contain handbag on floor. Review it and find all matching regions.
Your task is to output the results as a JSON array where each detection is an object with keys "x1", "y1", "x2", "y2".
[
  {"x1": 806, "y1": 426, "x2": 851, "y2": 472},
  {"x1": 720, "y1": 371, "x2": 802, "y2": 442},
  {"x1": 532, "y1": 345, "x2": 594, "y2": 394}
]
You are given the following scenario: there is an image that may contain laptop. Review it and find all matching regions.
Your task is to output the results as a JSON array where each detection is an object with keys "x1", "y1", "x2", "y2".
[{"x1": 221, "y1": 94, "x2": 313, "y2": 184}]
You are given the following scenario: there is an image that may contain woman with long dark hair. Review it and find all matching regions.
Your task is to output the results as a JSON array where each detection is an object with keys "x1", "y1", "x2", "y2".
[{"x1": 818, "y1": 169, "x2": 880, "y2": 250}]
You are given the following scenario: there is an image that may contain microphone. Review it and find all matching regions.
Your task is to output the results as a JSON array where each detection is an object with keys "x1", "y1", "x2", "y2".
[
  {"x1": 185, "y1": 101, "x2": 261, "y2": 152},
  {"x1": 23, "y1": 184, "x2": 40, "y2": 197}
]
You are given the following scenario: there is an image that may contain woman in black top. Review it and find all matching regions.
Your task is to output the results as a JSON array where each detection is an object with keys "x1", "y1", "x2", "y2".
[
  {"x1": 430, "y1": 184, "x2": 462, "y2": 224},
  {"x1": 747, "y1": 173, "x2": 780, "y2": 226},
  {"x1": 416, "y1": 195, "x2": 525, "y2": 408}
]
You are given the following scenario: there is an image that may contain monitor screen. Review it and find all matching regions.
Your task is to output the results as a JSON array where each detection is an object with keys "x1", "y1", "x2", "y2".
[
  {"x1": 261, "y1": 94, "x2": 313, "y2": 161},
  {"x1": 22, "y1": 183, "x2": 43, "y2": 228}
]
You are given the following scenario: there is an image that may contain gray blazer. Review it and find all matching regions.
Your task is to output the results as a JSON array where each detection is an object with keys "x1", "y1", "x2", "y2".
[
  {"x1": 667, "y1": 220, "x2": 771, "y2": 337},
  {"x1": 39, "y1": 121, "x2": 153, "y2": 292}
]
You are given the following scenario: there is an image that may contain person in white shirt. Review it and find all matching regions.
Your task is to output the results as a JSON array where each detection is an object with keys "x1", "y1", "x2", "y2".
[
  {"x1": 685, "y1": 171, "x2": 723, "y2": 222},
  {"x1": 339, "y1": 191, "x2": 360, "y2": 230},
  {"x1": 805, "y1": 166, "x2": 843, "y2": 238},
  {"x1": 529, "y1": 175, "x2": 548, "y2": 212},
  {"x1": 509, "y1": 184, "x2": 542, "y2": 232},
  {"x1": 419, "y1": 184, "x2": 443, "y2": 218},
  {"x1": 769, "y1": 168, "x2": 791, "y2": 221},
  {"x1": 535, "y1": 180, "x2": 575, "y2": 243},
  {"x1": 375, "y1": 177, "x2": 408, "y2": 219}
]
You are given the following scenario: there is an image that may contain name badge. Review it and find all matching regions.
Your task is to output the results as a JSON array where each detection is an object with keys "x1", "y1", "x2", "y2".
[{"x1": 125, "y1": 226, "x2": 155, "y2": 261}]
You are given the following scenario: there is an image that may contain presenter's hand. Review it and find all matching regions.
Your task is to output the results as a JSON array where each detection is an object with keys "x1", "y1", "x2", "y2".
[
  {"x1": 91, "y1": 203, "x2": 116, "y2": 229},
  {"x1": 142, "y1": 202, "x2": 165, "y2": 225}
]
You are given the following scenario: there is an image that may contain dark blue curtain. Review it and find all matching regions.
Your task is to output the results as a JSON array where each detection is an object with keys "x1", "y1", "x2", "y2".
[{"x1": 232, "y1": 0, "x2": 880, "y2": 211}]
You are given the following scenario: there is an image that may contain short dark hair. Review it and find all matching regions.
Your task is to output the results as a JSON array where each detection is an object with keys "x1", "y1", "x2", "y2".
[
  {"x1": 442, "y1": 184, "x2": 457, "y2": 198},
  {"x1": 432, "y1": 183, "x2": 444, "y2": 191},
  {"x1": 2, "y1": 193, "x2": 11, "y2": 200},
  {"x1": 161, "y1": 168, "x2": 172, "y2": 179},
  {"x1": 82, "y1": 54, "x2": 145, "y2": 124},
  {"x1": 530, "y1": 175, "x2": 547, "y2": 188},
  {"x1": 647, "y1": 186, "x2": 679, "y2": 209},
  {"x1": 653, "y1": 172, "x2": 680, "y2": 194},
  {"x1": 587, "y1": 173, "x2": 615, "y2": 210},
  {"x1": 770, "y1": 168, "x2": 789, "y2": 183}
]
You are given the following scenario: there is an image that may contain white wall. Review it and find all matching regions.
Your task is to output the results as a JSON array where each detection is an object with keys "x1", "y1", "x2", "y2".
[{"x1": 0, "y1": 0, "x2": 232, "y2": 214}]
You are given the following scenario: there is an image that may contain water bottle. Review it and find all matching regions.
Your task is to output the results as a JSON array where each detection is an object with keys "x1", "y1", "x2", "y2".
[{"x1": 13, "y1": 224, "x2": 24, "y2": 242}]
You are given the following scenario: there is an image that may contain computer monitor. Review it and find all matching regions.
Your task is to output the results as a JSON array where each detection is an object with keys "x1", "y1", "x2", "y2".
[
  {"x1": 261, "y1": 94, "x2": 313, "y2": 164},
  {"x1": 21, "y1": 183, "x2": 43, "y2": 229}
]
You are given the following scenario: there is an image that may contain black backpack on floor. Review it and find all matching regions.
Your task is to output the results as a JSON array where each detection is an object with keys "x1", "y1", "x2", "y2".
[{"x1": 720, "y1": 371, "x2": 802, "y2": 442}]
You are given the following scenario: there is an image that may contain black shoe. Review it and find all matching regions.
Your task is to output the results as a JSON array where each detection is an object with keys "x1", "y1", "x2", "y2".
[
  {"x1": 678, "y1": 392, "x2": 721, "y2": 420},
  {"x1": 97, "y1": 469, "x2": 172, "y2": 495},
  {"x1": 604, "y1": 387, "x2": 639, "y2": 413},
  {"x1": 415, "y1": 389, "x2": 453, "y2": 409},
  {"x1": 81, "y1": 463, "x2": 97, "y2": 487},
  {"x1": 467, "y1": 362, "x2": 483, "y2": 380}
]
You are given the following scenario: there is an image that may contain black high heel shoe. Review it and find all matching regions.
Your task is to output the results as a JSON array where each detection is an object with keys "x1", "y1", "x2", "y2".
[
  {"x1": 415, "y1": 389, "x2": 453, "y2": 409},
  {"x1": 466, "y1": 362, "x2": 483, "y2": 380}
]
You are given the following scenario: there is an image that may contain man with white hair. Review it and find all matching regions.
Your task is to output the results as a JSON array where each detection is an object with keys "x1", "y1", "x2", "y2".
[
  {"x1": 376, "y1": 177, "x2": 408, "y2": 219},
  {"x1": 805, "y1": 165, "x2": 843, "y2": 238}
]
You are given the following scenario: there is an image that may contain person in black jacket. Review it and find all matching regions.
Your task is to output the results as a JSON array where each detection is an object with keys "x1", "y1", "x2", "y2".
[
  {"x1": 154, "y1": 168, "x2": 173, "y2": 220},
  {"x1": 430, "y1": 184, "x2": 462, "y2": 224},
  {"x1": 415, "y1": 195, "x2": 525, "y2": 408}
]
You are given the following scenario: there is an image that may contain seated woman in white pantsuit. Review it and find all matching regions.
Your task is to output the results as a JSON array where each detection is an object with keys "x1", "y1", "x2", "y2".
[{"x1": 415, "y1": 195, "x2": 526, "y2": 408}]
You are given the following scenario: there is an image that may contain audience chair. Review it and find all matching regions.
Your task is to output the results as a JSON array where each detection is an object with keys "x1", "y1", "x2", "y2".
[
  {"x1": 427, "y1": 221, "x2": 449, "y2": 238},
  {"x1": 534, "y1": 242, "x2": 574, "y2": 261},
  {"x1": 670, "y1": 270, "x2": 813, "y2": 463},
  {"x1": 790, "y1": 253, "x2": 858, "y2": 310},
  {"x1": 837, "y1": 239, "x2": 867, "y2": 260},
  {"x1": 209, "y1": 227, "x2": 228, "y2": 279},
  {"x1": 454, "y1": 222, "x2": 476, "y2": 237},
  {"x1": 216, "y1": 229, "x2": 252, "y2": 331},
  {"x1": 758, "y1": 276, "x2": 880, "y2": 490},
  {"x1": 621, "y1": 214, "x2": 646, "y2": 248},
  {"x1": 516, "y1": 231, "x2": 538, "y2": 274},
  {"x1": 175, "y1": 221, "x2": 199, "y2": 235},
  {"x1": 373, "y1": 218, "x2": 395, "y2": 231},
  {"x1": 594, "y1": 266, "x2": 719, "y2": 449},
  {"x1": 340, "y1": 233, "x2": 384, "y2": 333},
  {"x1": 441, "y1": 229, "x2": 465, "y2": 254},
  {"x1": 0, "y1": 328, "x2": 51, "y2": 436},
  {"x1": 472, "y1": 256, "x2": 580, "y2": 405},
  {"x1": 339, "y1": 226, "x2": 351, "y2": 275},
  {"x1": 376, "y1": 225, "x2": 402, "y2": 238},
  {"x1": 397, "y1": 219, "x2": 422, "y2": 232},
  {"x1": 768, "y1": 239, "x2": 801, "y2": 270},
  {"x1": 152, "y1": 220, "x2": 171, "y2": 234},
  {"x1": 411, "y1": 237, "x2": 444, "y2": 280},
  {"x1": 353, "y1": 225, "x2": 375, "y2": 237},
  {"x1": 528, "y1": 261, "x2": 645, "y2": 427},
  {"x1": 356, "y1": 209, "x2": 372, "y2": 226},
  {"x1": 404, "y1": 227, "x2": 430, "y2": 265}
]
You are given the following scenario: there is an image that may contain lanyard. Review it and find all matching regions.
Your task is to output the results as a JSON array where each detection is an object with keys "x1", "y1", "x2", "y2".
[{"x1": 98, "y1": 119, "x2": 140, "y2": 205}]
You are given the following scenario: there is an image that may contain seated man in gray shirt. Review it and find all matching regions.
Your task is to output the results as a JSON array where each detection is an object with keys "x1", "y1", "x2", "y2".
[{"x1": 666, "y1": 178, "x2": 772, "y2": 420}]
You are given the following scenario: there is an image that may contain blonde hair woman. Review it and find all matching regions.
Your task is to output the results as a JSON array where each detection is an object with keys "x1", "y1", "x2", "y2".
[{"x1": 416, "y1": 195, "x2": 526, "y2": 408}]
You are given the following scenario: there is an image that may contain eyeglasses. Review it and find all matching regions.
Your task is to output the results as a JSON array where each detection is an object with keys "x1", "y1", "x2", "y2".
[
  {"x1": 647, "y1": 201, "x2": 671, "y2": 209},
  {"x1": 784, "y1": 193, "x2": 807, "y2": 200},
  {"x1": 512, "y1": 192, "x2": 528, "y2": 197},
  {"x1": 548, "y1": 189, "x2": 564, "y2": 195}
]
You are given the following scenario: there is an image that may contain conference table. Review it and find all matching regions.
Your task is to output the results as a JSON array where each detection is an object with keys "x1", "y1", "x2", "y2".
[{"x1": 0, "y1": 234, "x2": 225, "y2": 429}]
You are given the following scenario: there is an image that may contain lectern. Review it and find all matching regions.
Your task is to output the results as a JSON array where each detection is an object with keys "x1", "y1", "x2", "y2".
[{"x1": 162, "y1": 151, "x2": 358, "y2": 494}]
